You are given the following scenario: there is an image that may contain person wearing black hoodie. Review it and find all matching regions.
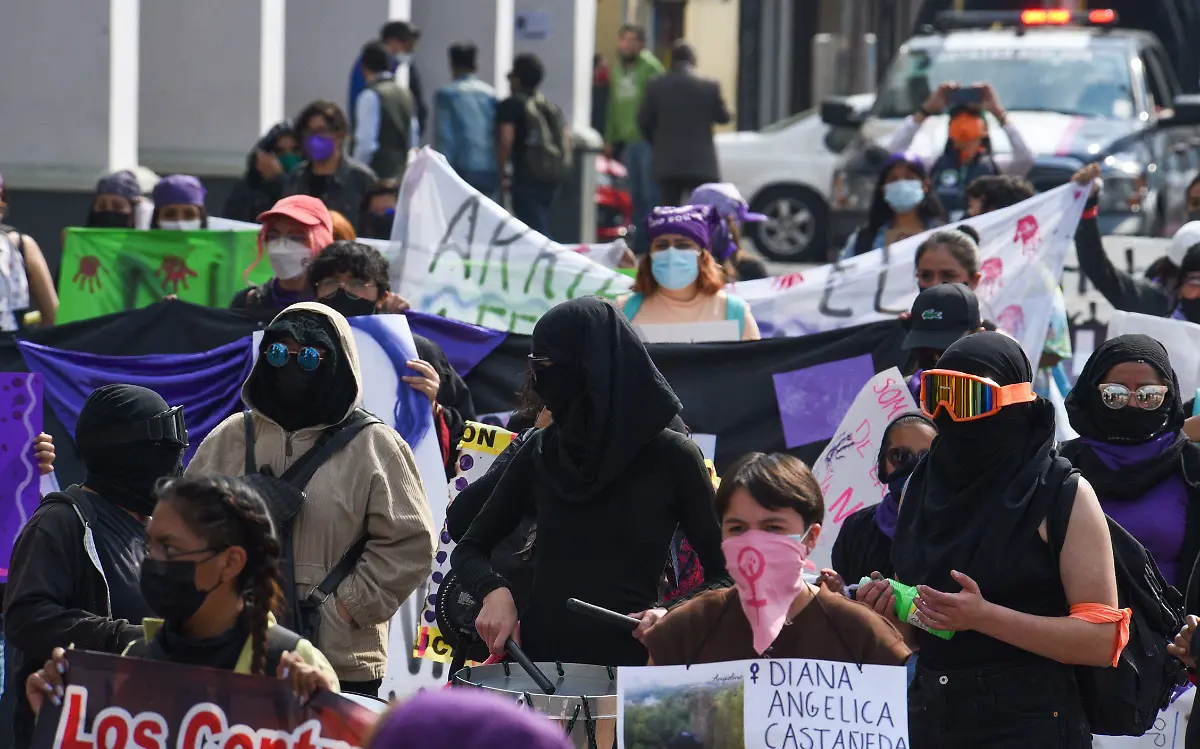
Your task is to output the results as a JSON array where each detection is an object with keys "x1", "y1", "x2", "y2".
[
  {"x1": 222, "y1": 121, "x2": 303, "y2": 223},
  {"x1": 3, "y1": 384, "x2": 187, "y2": 749}
]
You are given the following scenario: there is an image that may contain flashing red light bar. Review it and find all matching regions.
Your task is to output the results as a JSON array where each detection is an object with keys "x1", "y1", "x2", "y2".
[
  {"x1": 935, "y1": 9, "x2": 1119, "y2": 30},
  {"x1": 1021, "y1": 8, "x2": 1117, "y2": 26}
]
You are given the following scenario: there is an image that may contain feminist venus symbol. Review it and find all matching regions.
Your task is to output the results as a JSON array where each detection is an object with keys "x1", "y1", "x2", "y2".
[{"x1": 737, "y1": 546, "x2": 768, "y2": 613}]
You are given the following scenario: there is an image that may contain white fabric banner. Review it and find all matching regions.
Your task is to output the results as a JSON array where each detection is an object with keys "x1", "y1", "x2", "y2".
[{"x1": 808, "y1": 368, "x2": 919, "y2": 572}]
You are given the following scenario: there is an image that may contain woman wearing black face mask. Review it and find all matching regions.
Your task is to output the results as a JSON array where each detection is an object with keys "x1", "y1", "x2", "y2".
[
  {"x1": 1059, "y1": 335, "x2": 1200, "y2": 590},
  {"x1": 23, "y1": 477, "x2": 337, "y2": 725},
  {"x1": 830, "y1": 414, "x2": 936, "y2": 589},
  {"x1": 3, "y1": 384, "x2": 186, "y2": 749},
  {"x1": 359, "y1": 179, "x2": 400, "y2": 240}
]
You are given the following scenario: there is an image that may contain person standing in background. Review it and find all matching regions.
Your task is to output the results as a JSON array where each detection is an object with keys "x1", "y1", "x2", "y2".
[
  {"x1": 496, "y1": 53, "x2": 570, "y2": 235},
  {"x1": 223, "y1": 121, "x2": 301, "y2": 223},
  {"x1": 352, "y1": 41, "x2": 414, "y2": 182},
  {"x1": 350, "y1": 21, "x2": 426, "y2": 144},
  {"x1": 282, "y1": 100, "x2": 377, "y2": 231},
  {"x1": 605, "y1": 25, "x2": 664, "y2": 250},
  {"x1": 639, "y1": 41, "x2": 731, "y2": 207},
  {"x1": 434, "y1": 42, "x2": 498, "y2": 197}
]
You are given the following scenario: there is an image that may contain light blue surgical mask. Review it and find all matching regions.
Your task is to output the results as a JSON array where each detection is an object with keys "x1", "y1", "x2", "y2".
[
  {"x1": 650, "y1": 248, "x2": 700, "y2": 290},
  {"x1": 787, "y1": 526, "x2": 813, "y2": 549},
  {"x1": 883, "y1": 179, "x2": 926, "y2": 213}
]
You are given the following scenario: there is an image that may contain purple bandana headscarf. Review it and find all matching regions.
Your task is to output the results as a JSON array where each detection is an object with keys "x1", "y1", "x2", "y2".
[
  {"x1": 95, "y1": 170, "x2": 142, "y2": 201},
  {"x1": 369, "y1": 690, "x2": 575, "y2": 749},
  {"x1": 644, "y1": 204, "x2": 722, "y2": 252},
  {"x1": 152, "y1": 174, "x2": 206, "y2": 207},
  {"x1": 689, "y1": 183, "x2": 767, "y2": 260}
]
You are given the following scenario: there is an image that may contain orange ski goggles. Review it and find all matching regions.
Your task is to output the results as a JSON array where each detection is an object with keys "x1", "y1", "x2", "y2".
[{"x1": 920, "y1": 369, "x2": 1036, "y2": 422}]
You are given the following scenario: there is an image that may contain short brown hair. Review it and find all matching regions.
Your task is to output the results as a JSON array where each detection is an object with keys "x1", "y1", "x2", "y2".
[
  {"x1": 329, "y1": 210, "x2": 357, "y2": 241},
  {"x1": 714, "y1": 453, "x2": 824, "y2": 527},
  {"x1": 632, "y1": 249, "x2": 725, "y2": 295},
  {"x1": 295, "y1": 99, "x2": 348, "y2": 138}
]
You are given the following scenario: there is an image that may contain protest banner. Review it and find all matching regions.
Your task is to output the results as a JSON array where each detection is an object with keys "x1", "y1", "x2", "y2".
[
  {"x1": 56, "y1": 228, "x2": 271, "y2": 324},
  {"x1": 744, "y1": 659, "x2": 909, "y2": 749},
  {"x1": 392, "y1": 149, "x2": 633, "y2": 333},
  {"x1": 1106, "y1": 310, "x2": 1200, "y2": 401},
  {"x1": 618, "y1": 660, "x2": 748, "y2": 749},
  {"x1": 0, "y1": 372, "x2": 42, "y2": 582},
  {"x1": 414, "y1": 421, "x2": 516, "y2": 664},
  {"x1": 803, "y1": 368, "x2": 918, "y2": 571},
  {"x1": 31, "y1": 650, "x2": 377, "y2": 749}
]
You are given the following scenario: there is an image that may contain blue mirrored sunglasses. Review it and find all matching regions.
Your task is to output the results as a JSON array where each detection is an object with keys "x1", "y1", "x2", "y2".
[{"x1": 264, "y1": 342, "x2": 322, "y2": 371}]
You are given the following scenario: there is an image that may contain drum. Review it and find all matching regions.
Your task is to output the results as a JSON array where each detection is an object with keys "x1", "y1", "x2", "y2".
[
  {"x1": 454, "y1": 661, "x2": 618, "y2": 749},
  {"x1": 340, "y1": 692, "x2": 390, "y2": 715}
]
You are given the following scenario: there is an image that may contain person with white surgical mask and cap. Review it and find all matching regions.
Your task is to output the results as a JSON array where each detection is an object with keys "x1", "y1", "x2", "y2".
[
  {"x1": 149, "y1": 175, "x2": 208, "y2": 231},
  {"x1": 230, "y1": 195, "x2": 334, "y2": 311}
]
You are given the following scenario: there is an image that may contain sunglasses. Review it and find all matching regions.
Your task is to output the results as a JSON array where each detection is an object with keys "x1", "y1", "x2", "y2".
[
  {"x1": 1097, "y1": 383, "x2": 1169, "y2": 411},
  {"x1": 920, "y1": 369, "x2": 1036, "y2": 422},
  {"x1": 528, "y1": 354, "x2": 552, "y2": 381},
  {"x1": 264, "y1": 342, "x2": 323, "y2": 371},
  {"x1": 884, "y1": 447, "x2": 928, "y2": 470}
]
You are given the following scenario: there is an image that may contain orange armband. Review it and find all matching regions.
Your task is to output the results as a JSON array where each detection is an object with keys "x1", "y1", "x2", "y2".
[{"x1": 1069, "y1": 603, "x2": 1132, "y2": 668}]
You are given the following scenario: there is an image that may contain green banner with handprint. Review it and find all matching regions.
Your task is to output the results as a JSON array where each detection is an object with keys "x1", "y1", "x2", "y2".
[{"x1": 57, "y1": 228, "x2": 273, "y2": 324}]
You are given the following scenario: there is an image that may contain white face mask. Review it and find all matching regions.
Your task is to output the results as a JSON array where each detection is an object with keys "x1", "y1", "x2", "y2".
[
  {"x1": 159, "y1": 219, "x2": 202, "y2": 231},
  {"x1": 266, "y1": 238, "x2": 311, "y2": 280},
  {"x1": 394, "y1": 52, "x2": 412, "y2": 66}
]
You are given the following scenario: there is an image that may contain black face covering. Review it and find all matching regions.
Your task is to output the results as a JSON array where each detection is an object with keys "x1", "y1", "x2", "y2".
[
  {"x1": 529, "y1": 297, "x2": 682, "y2": 502},
  {"x1": 247, "y1": 309, "x2": 357, "y2": 432},
  {"x1": 89, "y1": 210, "x2": 134, "y2": 228},
  {"x1": 74, "y1": 384, "x2": 186, "y2": 517},
  {"x1": 319, "y1": 289, "x2": 377, "y2": 318},
  {"x1": 139, "y1": 557, "x2": 219, "y2": 622},
  {"x1": 1178, "y1": 297, "x2": 1200, "y2": 323},
  {"x1": 1187, "y1": 211, "x2": 1200, "y2": 225},
  {"x1": 1066, "y1": 334, "x2": 1183, "y2": 445},
  {"x1": 892, "y1": 332, "x2": 1074, "y2": 595},
  {"x1": 360, "y1": 213, "x2": 395, "y2": 240}
]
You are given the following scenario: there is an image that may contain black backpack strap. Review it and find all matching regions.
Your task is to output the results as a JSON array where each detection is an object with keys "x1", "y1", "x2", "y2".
[
  {"x1": 264, "y1": 624, "x2": 305, "y2": 676},
  {"x1": 309, "y1": 535, "x2": 369, "y2": 605},
  {"x1": 280, "y1": 409, "x2": 382, "y2": 490},
  {"x1": 243, "y1": 410, "x2": 256, "y2": 475}
]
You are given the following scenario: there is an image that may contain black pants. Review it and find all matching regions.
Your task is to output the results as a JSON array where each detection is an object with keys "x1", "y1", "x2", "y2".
[
  {"x1": 341, "y1": 678, "x2": 383, "y2": 699},
  {"x1": 909, "y1": 660, "x2": 1090, "y2": 748},
  {"x1": 658, "y1": 178, "x2": 704, "y2": 208}
]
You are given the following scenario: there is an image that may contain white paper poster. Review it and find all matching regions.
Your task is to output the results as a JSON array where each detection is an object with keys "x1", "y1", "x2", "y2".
[
  {"x1": 808, "y1": 368, "x2": 919, "y2": 572},
  {"x1": 1092, "y1": 686, "x2": 1194, "y2": 748},
  {"x1": 619, "y1": 660, "x2": 748, "y2": 749}
]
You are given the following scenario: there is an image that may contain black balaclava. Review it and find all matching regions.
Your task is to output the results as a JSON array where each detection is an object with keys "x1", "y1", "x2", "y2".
[
  {"x1": 74, "y1": 384, "x2": 186, "y2": 516},
  {"x1": 1178, "y1": 245, "x2": 1200, "y2": 322},
  {"x1": 529, "y1": 296, "x2": 682, "y2": 503},
  {"x1": 1065, "y1": 334, "x2": 1183, "y2": 445},
  {"x1": 246, "y1": 309, "x2": 357, "y2": 432},
  {"x1": 319, "y1": 288, "x2": 377, "y2": 319}
]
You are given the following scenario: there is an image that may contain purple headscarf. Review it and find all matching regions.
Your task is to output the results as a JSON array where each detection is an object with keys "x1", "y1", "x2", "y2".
[
  {"x1": 689, "y1": 183, "x2": 766, "y2": 260},
  {"x1": 95, "y1": 170, "x2": 141, "y2": 201},
  {"x1": 152, "y1": 174, "x2": 206, "y2": 207},
  {"x1": 643, "y1": 204, "x2": 722, "y2": 252},
  {"x1": 369, "y1": 690, "x2": 574, "y2": 749}
]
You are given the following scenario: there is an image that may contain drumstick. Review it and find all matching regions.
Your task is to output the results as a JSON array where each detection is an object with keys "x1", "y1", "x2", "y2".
[
  {"x1": 566, "y1": 598, "x2": 640, "y2": 632},
  {"x1": 505, "y1": 638, "x2": 557, "y2": 695}
]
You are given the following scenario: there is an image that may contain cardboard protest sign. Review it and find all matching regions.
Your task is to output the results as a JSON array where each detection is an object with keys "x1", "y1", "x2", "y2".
[
  {"x1": 57, "y1": 228, "x2": 271, "y2": 324},
  {"x1": 31, "y1": 650, "x2": 377, "y2": 749},
  {"x1": 744, "y1": 659, "x2": 909, "y2": 749},
  {"x1": 414, "y1": 421, "x2": 516, "y2": 664},
  {"x1": 393, "y1": 149, "x2": 633, "y2": 333},
  {"x1": 619, "y1": 661, "x2": 747, "y2": 749},
  {"x1": 807, "y1": 368, "x2": 919, "y2": 571},
  {"x1": 0, "y1": 373, "x2": 42, "y2": 582}
]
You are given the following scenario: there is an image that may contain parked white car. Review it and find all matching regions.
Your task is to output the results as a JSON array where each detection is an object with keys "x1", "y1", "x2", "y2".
[{"x1": 715, "y1": 94, "x2": 875, "y2": 262}]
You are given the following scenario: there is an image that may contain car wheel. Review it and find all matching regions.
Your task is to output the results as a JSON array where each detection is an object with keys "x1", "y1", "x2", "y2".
[{"x1": 747, "y1": 187, "x2": 828, "y2": 263}]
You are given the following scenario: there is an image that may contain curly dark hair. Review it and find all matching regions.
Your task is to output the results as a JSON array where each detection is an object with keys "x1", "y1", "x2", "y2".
[
  {"x1": 153, "y1": 476, "x2": 284, "y2": 676},
  {"x1": 309, "y1": 240, "x2": 392, "y2": 296},
  {"x1": 294, "y1": 99, "x2": 349, "y2": 138}
]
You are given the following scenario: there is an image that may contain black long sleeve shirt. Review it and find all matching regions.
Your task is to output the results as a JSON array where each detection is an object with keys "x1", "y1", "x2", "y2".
[{"x1": 1074, "y1": 214, "x2": 1173, "y2": 317}]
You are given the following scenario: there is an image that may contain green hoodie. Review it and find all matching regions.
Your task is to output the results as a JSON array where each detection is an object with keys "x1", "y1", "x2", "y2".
[{"x1": 605, "y1": 50, "x2": 666, "y2": 146}]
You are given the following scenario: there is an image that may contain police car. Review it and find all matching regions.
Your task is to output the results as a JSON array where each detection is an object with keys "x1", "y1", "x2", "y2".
[{"x1": 824, "y1": 9, "x2": 1200, "y2": 249}]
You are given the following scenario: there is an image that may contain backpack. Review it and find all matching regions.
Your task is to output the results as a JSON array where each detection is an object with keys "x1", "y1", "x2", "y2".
[
  {"x1": 521, "y1": 93, "x2": 570, "y2": 184},
  {"x1": 1047, "y1": 489, "x2": 1189, "y2": 736},
  {"x1": 239, "y1": 408, "x2": 382, "y2": 637}
]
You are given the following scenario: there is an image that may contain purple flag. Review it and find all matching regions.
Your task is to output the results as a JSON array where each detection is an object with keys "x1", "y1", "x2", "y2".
[
  {"x1": 773, "y1": 354, "x2": 876, "y2": 448},
  {"x1": 17, "y1": 337, "x2": 254, "y2": 464},
  {"x1": 0, "y1": 373, "x2": 43, "y2": 582},
  {"x1": 404, "y1": 310, "x2": 507, "y2": 376}
]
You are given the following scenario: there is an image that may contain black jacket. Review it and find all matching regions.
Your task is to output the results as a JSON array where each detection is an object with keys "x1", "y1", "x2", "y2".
[
  {"x1": 3, "y1": 487, "x2": 143, "y2": 749},
  {"x1": 638, "y1": 66, "x2": 731, "y2": 183},
  {"x1": 1074, "y1": 210, "x2": 1173, "y2": 317},
  {"x1": 279, "y1": 156, "x2": 378, "y2": 232}
]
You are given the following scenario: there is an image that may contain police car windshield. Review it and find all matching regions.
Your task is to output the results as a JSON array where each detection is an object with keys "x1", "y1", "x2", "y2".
[{"x1": 875, "y1": 43, "x2": 1135, "y2": 120}]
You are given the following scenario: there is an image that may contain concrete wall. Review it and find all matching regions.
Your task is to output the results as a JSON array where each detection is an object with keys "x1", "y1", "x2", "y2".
[
  {"x1": 285, "y1": 0, "x2": 390, "y2": 122},
  {"x1": 413, "y1": 0, "x2": 514, "y2": 105},
  {"x1": 686, "y1": 0, "x2": 741, "y2": 132},
  {"x1": 513, "y1": 0, "x2": 595, "y2": 129}
]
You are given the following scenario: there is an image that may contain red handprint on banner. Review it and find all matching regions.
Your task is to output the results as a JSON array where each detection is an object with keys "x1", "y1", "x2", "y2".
[
  {"x1": 73, "y1": 256, "x2": 103, "y2": 292},
  {"x1": 155, "y1": 256, "x2": 197, "y2": 292},
  {"x1": 978, "y1": 257, "x2": 1004, "y2": 300},
  {"x1": 1013, "y1": 215, "x2": 1042, "y2": 258}
]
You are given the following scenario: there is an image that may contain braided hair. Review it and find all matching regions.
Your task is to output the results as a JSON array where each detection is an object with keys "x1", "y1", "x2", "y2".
[{"x1": 153, "y1": 476, "x2": 284, "y2": 675}]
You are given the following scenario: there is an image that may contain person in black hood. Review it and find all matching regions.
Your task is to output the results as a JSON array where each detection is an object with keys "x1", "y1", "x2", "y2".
[
  {"x1": 222, "y1": 121, "x2": 302, "y2": 223},
  {"x1": 452, "y1": 296, "x2": 727, "y2": 667},
  {"x1": 1059, "y1": 335, "x2": 1200, "y2": 590},
  {"x1": 893, "y1": 332, "x2": 1122, "y2": 748},
  {"x1": 3, "y1": 384, "x2": 187, "y2": 749}
]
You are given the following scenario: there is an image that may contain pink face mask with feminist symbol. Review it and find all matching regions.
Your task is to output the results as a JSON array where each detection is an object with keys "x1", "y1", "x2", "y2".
[{"x1": 722, "y1": 528, "x2": 812, "y2": 655}]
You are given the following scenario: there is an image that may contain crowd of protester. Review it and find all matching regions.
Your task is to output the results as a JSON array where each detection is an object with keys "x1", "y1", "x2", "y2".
[{"x1": 10, "y1": 16, "x2": 1200, "y2": 749}]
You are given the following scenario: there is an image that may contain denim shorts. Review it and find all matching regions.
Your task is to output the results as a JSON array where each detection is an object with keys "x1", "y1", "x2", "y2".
[{"x1": 908, "y1": 659, "x2": 1091, "y2": 749}]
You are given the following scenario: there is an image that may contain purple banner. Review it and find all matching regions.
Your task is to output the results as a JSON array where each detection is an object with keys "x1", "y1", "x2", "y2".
[
  {"x1": 0, "y1": 373, "x2": 44, "y2": 582},
  {"x1": 405, "y1": 310, "x2": 507, "y2": 376},
  {"x1": 773, "y1": 354, "x2": 876, "y2": 449}
]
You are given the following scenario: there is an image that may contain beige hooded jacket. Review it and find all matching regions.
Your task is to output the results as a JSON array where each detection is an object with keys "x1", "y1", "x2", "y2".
[{"x1": 186, "y1": 302, "x2": 436, "y2": 682}]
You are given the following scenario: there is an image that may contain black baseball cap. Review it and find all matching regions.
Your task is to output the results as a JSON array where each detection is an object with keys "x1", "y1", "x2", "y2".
[{"x1": 903, "y1": 283, "x2": 982, "y2": 352}]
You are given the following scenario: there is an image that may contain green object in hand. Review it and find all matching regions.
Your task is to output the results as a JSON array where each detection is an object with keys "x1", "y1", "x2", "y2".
[{"x1": 859, "y1": 576, "x2": 955, "y2": 640}]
